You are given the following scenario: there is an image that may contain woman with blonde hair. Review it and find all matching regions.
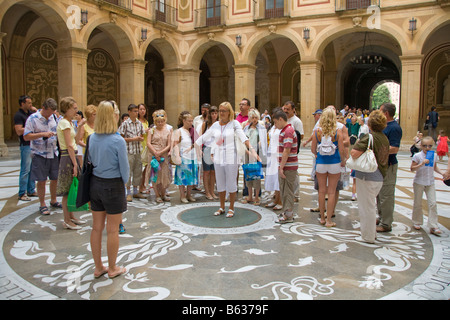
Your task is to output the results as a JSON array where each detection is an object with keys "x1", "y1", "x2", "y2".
[
  {"x1": 146, "y1": 109, "x2": 172, "y2": 202},
  {"x1": 195, "y1": 101, "x2": 259, "y2": 218},
  {"x1": 76, "y1": 104, "x2": 97, "y2": 154},
  {"x1": 311, "y1": 107, "x2": 346, "y2": 227},
  {"x1": 56, "y1": 97, "x2": 85, "y2": 230},
  {"x1": 88, "y1": 100, "x2": 129, "y2": 278}
]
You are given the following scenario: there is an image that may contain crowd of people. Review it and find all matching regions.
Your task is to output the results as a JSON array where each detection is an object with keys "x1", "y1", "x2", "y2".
[{"x1": 13, "y1": 94, "x2": 450, "y2": 278}]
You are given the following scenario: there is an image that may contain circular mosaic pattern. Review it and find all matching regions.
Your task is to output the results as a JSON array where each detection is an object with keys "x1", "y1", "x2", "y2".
[
  {"x1": 178, "y1": 206, "x2": 261, "y2": 228},
  {"x1": 161, "y1": 202, "x2": 277, "y2": 235}
]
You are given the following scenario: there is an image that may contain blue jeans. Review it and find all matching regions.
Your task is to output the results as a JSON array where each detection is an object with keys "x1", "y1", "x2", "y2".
[{"x1": 19, "y1": 145, "x2": 35, "y2": 196}]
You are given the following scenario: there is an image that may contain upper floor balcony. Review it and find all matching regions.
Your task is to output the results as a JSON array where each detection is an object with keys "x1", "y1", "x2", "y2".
[
  {"x1": 336, "y1": 0, "x2": 380, "y2": 11},
  {"x1": 150, "y1": 0, "x2": 177, "y2": 28},
  {"x1": 98, "y1": 0, "x2": 132, "y2": 11},
  {"x1": 195, "y1": 3, "x2": 227, "y2": 28}
]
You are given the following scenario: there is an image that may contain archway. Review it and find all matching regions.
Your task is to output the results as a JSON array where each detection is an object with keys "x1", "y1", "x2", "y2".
[
  {"x1": 86, "y1": 27, "x2": 121, "y2": 106},
  {"x1": 198, "y1": 43, "x2": 234, "y2": 112},
  {"x1": 322, "y1": 31, "x2": 401, "y2": 113},
  {"x1": 1, "y1": 2, "x2": 70, "y2": 140}
]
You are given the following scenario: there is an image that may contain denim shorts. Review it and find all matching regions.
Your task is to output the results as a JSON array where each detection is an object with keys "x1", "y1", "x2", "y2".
[{"x1": 90, "y1": 175, "x2": 127, "y2": 214}]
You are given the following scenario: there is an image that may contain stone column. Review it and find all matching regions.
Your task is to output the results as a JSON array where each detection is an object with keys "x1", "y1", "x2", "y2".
[
  {"x1": 233, "y1": 64, "x2": 257, "y2": 112},
  {"x1": 299, "y1": 60, "x2": 322, "y2": 137},
  {"x1": 119, "y1": 59, "x2": 147, "y2": 114},
  {"x1": 162, "y1": 67, "x2": 200, "y2": 128},
  {"x1": 57, "y1": 46, "x2": 89, "y2": 108},
  {"x1": 0, "y1": 33, "x2": 8, "y2": 156},
  {"x1": 399, "y1": 54, "x2": 423, "y2": 149}
]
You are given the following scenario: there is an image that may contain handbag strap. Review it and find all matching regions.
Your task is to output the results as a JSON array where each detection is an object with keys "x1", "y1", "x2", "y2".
[
  {"x1": 367, "y1": 133, "x2": 373, "y2": 151},
  {"x1": 83, "y1": 135, "x2": 92, "y2": 167}
]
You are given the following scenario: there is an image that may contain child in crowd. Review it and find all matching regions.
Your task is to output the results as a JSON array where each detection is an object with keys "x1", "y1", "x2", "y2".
[
  {"x1": 436, "y1": 129, "x2": 449, "y2": 161},
  {"x1": 118, "y1": 104, "x2": 145, "y2": 201},
  {"x1": 273, "y1": 110, "x2": 298, "y2": 223},
  {"x1": 411, "y1": 131, "x2": 423, "y2": 157},
  {"x1": 410, "y1": 136, "x2": 445, "y2": 236},
  {"x1": 242, "y1": 109, "x2": 267, "y2": 206}
]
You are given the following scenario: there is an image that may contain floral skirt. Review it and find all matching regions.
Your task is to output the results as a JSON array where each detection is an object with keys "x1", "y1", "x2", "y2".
[
  {"x1": 56, "y1": 150, "x2": 75, "y2": 196},
  {"x1": 174, "y1": 158, "x2": 198, "y2": 186}
]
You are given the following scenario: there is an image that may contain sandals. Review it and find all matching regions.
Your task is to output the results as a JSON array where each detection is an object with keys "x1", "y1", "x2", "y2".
[
  {"x1": 213, "y1": 208, "x2": 234, "y2": 218},
  {"x1": 214, "y1": 208, "x2": 225, "y2": 216},
  {"x1": 156, "y1": 197, "x2": 164, "y2": 203},
  {"x1": 50, "y1": 201, "x2": 62, "y2": 208},
  {"x1": 226, "y1": 209, "x2": 234, "y2": 218},
  {"x1": 430, "y1": 228, "x2": 442, "y2": 236},
  {"x1": 18, "y1": 194, "x2": 31, "y2": 201},
  {"x1": 273, "y1": 204, "x2": 283, "y2": 210},
  {"x1": 276, "y1": 213, "x2": 294, "y2": 224},
  {"x1": 39, "y1": 206, "x2": 50, "y2": 215}
]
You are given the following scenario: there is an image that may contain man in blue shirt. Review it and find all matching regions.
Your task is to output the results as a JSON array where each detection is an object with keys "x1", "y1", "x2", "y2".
[
  {"x1": 377, "y1": 103, "x2": 402, "y2": 232},
  {"x1": 24, "y1": 98, "x2": 60, "y2": 215}
]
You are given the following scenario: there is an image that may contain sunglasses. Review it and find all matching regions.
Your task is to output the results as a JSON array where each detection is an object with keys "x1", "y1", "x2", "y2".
[{"x1": 422, "y1": 145, "x2": 433, "y2": 148}]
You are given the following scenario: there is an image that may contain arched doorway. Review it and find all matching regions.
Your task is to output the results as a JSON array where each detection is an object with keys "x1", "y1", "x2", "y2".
[
  {"x1": 421, "y1": 23, "x2": 450, "y2": 134},
  {"x1": 1, "y1": 2, "x2": 69, "y2": 140},
  {"x1": 323, "y1": 31, "x2": 401, "y2": 113},
  {"x1": 199, "y1": 43, "x2": 234, "y2": 111}
]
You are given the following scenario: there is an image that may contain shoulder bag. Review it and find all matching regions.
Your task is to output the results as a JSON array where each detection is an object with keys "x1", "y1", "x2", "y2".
[
  {"x1": 76, "y1": 135, "x2": 94, "y2": 208},
  {"x1": 346, "y1": 133, "x2": 378, "y2": 173}
]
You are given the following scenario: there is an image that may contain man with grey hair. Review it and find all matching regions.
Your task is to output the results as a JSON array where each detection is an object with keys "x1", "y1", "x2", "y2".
[{"x1": 24, "y1": 98, "x2": 60, "y2": 215}]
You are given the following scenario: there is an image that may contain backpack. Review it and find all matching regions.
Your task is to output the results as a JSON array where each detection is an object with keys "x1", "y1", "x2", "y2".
[
  {"x1": 316, "y1": 131, "x2": 336, "y2": 156},
  {"x1": 294, "y1": 130, "x2": 301, "y2": 154}
]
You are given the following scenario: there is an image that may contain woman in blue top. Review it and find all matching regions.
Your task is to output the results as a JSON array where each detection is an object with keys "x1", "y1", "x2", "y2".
[
  {"x1": 311, "y1": 107, "x2": 346, "y2": 228},
  {"x1": 88, "y1": 101, "x2": 129, "y2": 279}
]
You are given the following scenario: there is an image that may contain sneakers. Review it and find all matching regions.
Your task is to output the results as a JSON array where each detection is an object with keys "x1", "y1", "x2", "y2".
[
  {"x1": 119, "y1": 224, "x2": 126, "y2": 234},
  {"x1": 126, "y1": 194, "x2": 133, "y2": 202}
]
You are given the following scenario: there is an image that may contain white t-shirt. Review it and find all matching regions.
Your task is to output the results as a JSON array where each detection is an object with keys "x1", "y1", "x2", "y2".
[{"x1": 288, "y1": 115, "x2": 304, "y2": 135}]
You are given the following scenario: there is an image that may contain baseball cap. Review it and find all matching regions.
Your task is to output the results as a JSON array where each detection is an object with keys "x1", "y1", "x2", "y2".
[{"x1": 312, "y1": 109, "x2": 322, "y2": 115}]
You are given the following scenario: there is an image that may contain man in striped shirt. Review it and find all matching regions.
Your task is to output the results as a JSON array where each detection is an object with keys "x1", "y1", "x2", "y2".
[
  {"x1": 118, "y1": 104, "x2": 145, "y2": 201},
  {"x1": 273, "y1": 110, "x2": 298, "y2": 224}
]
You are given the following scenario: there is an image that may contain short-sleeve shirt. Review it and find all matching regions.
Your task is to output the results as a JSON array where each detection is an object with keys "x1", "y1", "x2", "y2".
[
  {"x1": 287, "y1": 115, "x2": 304, "y2": 135},
  {"x1": 236, "y1": 113, "x2": 248, "y2": 124},
  {"x1": 278, "y1": 124, "x2": 298, "y2": 171},
  {"x1": 117, "y1": 118, "x2": 144, "y2": 154},
  {"x1": 412, "y1": 151, "x2": 436, "y2": 186},
  {"x1": 14, "y1": 108, "x2": 32, "y2": 146},
  {"x1": 383, "y1": 120, "x2": 402, "y2": 166},
  {"x1": 56, "y1": 118, "x2": 77, "y2": 151},
  {"x1": 24, "y1": 111, "x2": 58, "y2": 158}
]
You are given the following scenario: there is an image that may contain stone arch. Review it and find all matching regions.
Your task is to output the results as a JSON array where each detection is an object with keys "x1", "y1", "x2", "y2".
[
  {"x1": 0, "y1": 0, "x2": 73, "y2": 42},
  {"x1": 416, "y1": 14, "x2": 450, "y2": 55},
  {"x1": 144, "y1": 36, "x2": 179, "y2": 69},
  {"x1": 0, "y1": 0, "x2": 73, "y2": 140},
  {"x1": 312, "y1": 20, "x2": 407, "y2": 61},
  {"x1": 184, "y1": 34, "x2": 238, "y2": 70},
  {"x1": 245, "y1": 28, "x2": 304, "y2": 66},
  {"x1": 82, "y1": 15, "x2": 136, "y2": 61}
]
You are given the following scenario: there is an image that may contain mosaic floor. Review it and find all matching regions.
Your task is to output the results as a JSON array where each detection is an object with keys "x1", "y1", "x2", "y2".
[{"x1": 0, "y1": 144, "x2": 449, "y2": 301}]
